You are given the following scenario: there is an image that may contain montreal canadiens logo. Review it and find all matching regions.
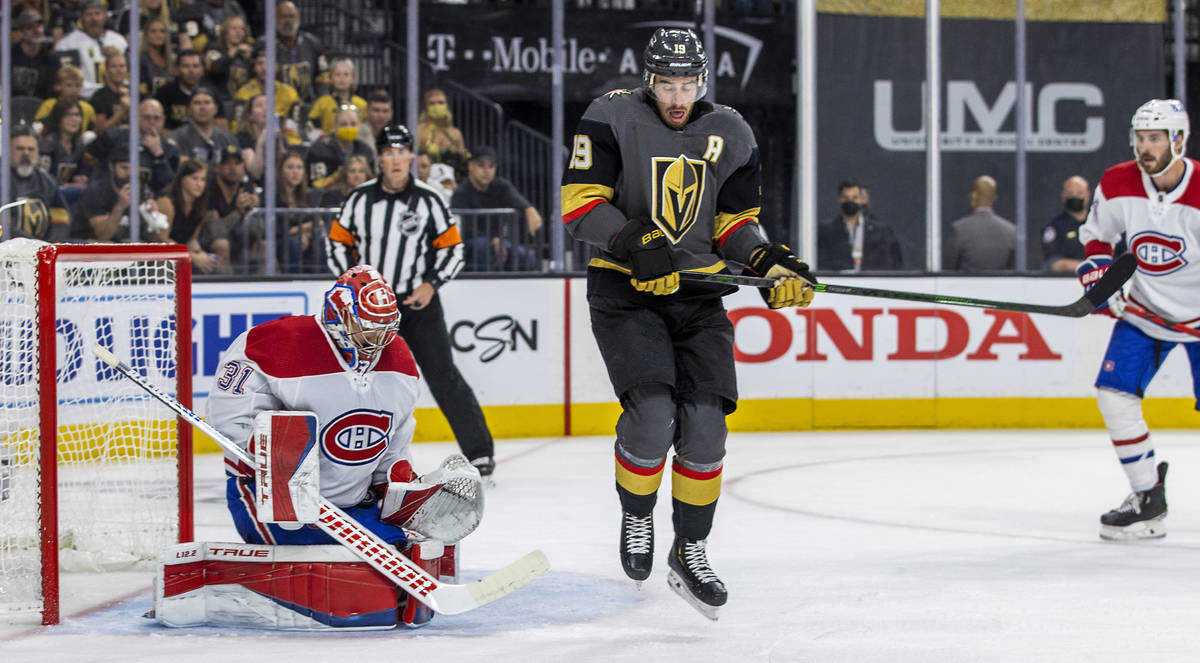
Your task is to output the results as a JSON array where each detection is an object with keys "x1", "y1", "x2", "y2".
[
  {"x1": 357, "y1": 279, "x2": 397, "y2": 319},
  {"x1": 1130, "y1": 231, "x2": 1188, "y2": 275},
  {"x1": 321, "y1": 409, "x2": 393, "y2": 465}
]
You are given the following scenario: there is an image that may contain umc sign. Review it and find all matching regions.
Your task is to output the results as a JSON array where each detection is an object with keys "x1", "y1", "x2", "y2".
[{"x1": 873, "y1": 80, "x2": 1105, "y2": 152}]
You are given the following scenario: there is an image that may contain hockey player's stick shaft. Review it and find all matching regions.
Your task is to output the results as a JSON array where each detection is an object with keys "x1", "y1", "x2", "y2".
[
  {"x1": 679, "y1": 253, "x2": 1137, "y2": 318},
  {"x1": 1123, "y1": 302, "x2": 1200, "y2": 339},
  {"x1": 91, "y1": 345, "x2": 547, "y2": 614},
  {"x1": 0, "y1": 200, "x2": 31, "y2": 215}
]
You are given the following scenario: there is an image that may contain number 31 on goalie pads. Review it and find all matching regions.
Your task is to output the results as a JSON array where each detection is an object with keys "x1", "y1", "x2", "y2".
[{"x1": 253, "y1": 411, "x2": 321, "y2": 527}]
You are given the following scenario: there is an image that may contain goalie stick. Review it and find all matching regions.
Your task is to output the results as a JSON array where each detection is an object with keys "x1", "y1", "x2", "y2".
[
  {"x1": 91, "y1": 345, "x2": 548, "y2": 615},
  {"x1": 679, "y1": 253, "x2": 1138, "y2": 318},
  {"x1": 1123, "y1": 302, "x2": 1200, "y2": 339}
]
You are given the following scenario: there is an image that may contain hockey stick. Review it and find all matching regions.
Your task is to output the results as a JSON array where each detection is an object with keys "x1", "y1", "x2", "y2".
[
  {"x1": 679, "y1": 253, "x2": 1138, "y2": 318},
  {"x1": 0, "y1": 200, "x2": 32, "y2": 215},
  {"x1": 1123, "y1": 302, "x2": 1200, "y2": 339},
  {"x1": 91, "y1": 345, "x2": 549, "y2": 615}
]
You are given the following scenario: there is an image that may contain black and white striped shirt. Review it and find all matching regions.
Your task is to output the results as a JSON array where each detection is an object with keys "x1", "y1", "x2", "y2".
[{"x1": 327, "y1": 176, "x2": 465, "y2": 295}]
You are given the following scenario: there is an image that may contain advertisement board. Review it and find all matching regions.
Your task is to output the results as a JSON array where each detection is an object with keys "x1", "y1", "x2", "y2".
[{"x1": 185, "y1": 276, "x2": 1195, "y2": 446}]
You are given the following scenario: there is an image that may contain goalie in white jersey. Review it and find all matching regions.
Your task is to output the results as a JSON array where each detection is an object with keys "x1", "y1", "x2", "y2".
[
  {"x1": 1077, "y1": 98, "x2": 1200, "y2": 541},
  {"x1": 175, "y1": 265, "x2": 485, "y2": 630},
  {"x1": 206, "y1": 265, "x2": 483, "y2": 549}
]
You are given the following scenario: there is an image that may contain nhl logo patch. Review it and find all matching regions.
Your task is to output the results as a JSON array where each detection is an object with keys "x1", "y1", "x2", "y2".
[{"x1": 397, "y1": 210, "x2": 421, "y2": 236}]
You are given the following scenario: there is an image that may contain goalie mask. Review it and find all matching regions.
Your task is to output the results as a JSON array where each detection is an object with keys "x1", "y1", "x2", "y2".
[
  {"x1": 1130, "y1": 98, "x2": 1190, "y2": 176},
  {"x1": 642, "y1": 27, "x2": 708, "y2": 102},
  {"x1": 322, "y1": 265, "x2": 400, "y2": 365}
]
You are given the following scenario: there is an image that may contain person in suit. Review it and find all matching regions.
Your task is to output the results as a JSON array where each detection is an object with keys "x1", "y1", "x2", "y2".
[
  {"x1": 945, "y1": 175, "x2": 1017, "y2": 272},
  {"x1": 817, "y1": 179, "x2": 903, "y2": 271}
]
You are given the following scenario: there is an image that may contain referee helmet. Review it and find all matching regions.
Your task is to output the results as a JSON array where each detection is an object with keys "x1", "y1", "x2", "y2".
[{"x1": 376, "y1": 123, "x2": 414, "y2": 153}]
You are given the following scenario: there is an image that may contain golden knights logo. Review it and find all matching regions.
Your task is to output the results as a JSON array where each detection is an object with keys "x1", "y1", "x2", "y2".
[
  {"x1": 651, "y1": 154, "x2": 707, "y2": 243},
  {"x1": 13, "y1": 199, "x2": 49, "y2": 240}
]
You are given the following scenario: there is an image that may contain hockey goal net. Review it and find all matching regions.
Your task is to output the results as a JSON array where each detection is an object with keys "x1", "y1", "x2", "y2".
[{"x1": 0, "y1": 239, "x2": 193, "y2": 625}]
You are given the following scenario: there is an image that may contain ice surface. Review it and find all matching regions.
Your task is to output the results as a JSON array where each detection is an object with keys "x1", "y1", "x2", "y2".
[{"x1": 3, "y1": 430, "x2": 1200, "y2": 662}]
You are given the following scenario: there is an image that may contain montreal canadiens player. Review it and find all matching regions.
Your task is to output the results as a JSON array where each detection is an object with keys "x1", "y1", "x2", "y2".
[
  {"x1": 202, "y1": 264, "x2": 483, "y2": 627},
  {"x1": 1077, "y1": 98, "x2": 1200, "y2": 541}
]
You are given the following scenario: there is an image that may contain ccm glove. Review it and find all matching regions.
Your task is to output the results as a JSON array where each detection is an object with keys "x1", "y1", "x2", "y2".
[
  {"x1": 747, "y1": 243, "x2": 817, "y2": 309},
  {"x1": 1075, "y1": 255, "x2": 1124, "y2": 318},
  {"x1": 610, "y1": 218, "x2": 679, "y2": 296}
]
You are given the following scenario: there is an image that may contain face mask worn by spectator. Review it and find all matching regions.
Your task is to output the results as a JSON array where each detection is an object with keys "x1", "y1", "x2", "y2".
[
  {"x1": 337, "y1": 127, "x2": 358, "y2": 142},
  {"x1": 841, "y1": 201, "x2": 860, "y2": 216},
  {"x1": 1065, "y1": 197, "x2": 1086, "y2": 213}
]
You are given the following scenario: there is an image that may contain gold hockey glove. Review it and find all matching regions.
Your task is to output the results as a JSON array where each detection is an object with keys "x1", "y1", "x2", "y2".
[{"x1": 747, "y1": 243, "x2": 817, "y2": 309}]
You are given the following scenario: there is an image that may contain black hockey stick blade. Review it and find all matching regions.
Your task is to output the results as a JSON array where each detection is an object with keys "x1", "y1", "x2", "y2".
[{"x1": 679, "y1": 253, "x2": 1138, "y2": 318}]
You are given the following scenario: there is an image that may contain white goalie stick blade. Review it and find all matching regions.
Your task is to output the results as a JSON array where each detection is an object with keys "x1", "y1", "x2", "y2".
[{"x1": 91, "y1": 345, "x2": 549, "y2": 615}]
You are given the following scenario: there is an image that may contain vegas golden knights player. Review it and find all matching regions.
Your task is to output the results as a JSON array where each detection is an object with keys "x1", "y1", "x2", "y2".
[{"x1": 562, "y1": 28, "x2": 816, "y2": 620}]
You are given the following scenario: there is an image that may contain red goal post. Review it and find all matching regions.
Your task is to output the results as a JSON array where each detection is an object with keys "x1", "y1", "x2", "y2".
[{"x1": 0, "y1": 240, "x2": 194, "y2": 625}]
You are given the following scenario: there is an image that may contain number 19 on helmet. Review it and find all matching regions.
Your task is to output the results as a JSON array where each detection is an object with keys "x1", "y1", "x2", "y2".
[{"x1": 643, "y1": 27, "x2": 708, "y2": 102}]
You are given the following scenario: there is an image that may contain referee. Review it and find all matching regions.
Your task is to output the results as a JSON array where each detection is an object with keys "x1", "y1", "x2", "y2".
[{"x1": 327, "y1": 124, "x2": 496, "y2": 476}]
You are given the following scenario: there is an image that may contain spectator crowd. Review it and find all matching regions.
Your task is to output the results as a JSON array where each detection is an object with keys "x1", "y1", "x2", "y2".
[
  {"x1": 3, "y1": 0, "x2": 542, "y2": 275},
  {"x1": 6, "y1": 1, "x2": 1090, "y2": 277}
]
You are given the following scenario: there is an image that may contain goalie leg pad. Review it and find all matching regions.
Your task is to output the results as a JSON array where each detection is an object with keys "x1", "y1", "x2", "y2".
[
  {"x1": 400, "y1": 542, "x2": 444, "y2": 628},
  {"x1": 156, "y1": 542, "x2": 402, "y2": 630}
]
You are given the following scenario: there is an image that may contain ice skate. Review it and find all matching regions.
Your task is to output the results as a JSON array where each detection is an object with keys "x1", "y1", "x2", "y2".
[
  {"x1": 1100, "y1": 462, "x2": 1168, "y2": 541},
  {"x1": 666, "y1": 536, "x2": 726, "y2": 621},
  {"x1": 620, "y1": 512, "x2": 653, "y2": 588}
]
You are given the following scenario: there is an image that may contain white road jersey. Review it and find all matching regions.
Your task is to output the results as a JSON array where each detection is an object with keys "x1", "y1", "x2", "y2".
[
  {"x1": 1080, "y1": 158, "x2": 1200, "y2": 342},
  {"x1": 205, "y1": 314, "x2": 421, "y2": 508}
]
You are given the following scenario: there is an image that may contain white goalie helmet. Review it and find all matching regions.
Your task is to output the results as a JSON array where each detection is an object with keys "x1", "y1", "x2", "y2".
[{"x1": 1130, "y1": 98, "x2": 1190, "y2": 175}]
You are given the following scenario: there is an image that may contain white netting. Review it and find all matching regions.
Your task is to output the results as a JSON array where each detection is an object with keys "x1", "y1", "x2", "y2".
[{"x1": 0, "y1": 239, "x2": 183, "y2": 617}]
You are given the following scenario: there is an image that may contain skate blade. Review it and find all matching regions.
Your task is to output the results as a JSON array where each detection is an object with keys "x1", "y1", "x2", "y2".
[
  {"x1": 666, "y1": 570, "x2": 720, "y2": 621},
  {"x1": 633, "y1": 579, "x2": 643, "y2": 591},
  {"x1": 1099, "y1": 517, "x2": 1166, "y2": 541}
]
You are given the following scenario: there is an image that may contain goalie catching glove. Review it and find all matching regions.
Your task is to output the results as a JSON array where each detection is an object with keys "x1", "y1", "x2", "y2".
[
  {"x1": 746, "y1": 243, "x2": 817, "y2": 309},
  {"x1": 610, "y1": 218, "x2": 679, "y2": 296},
  {"x1": 375, "y1": 454, "x2": 485, "y2": 544}
]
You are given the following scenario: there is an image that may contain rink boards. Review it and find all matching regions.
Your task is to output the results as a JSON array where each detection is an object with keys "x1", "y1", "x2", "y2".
[{"x1": 184, "y1": 275, "x2": 1197, "y2": 447}]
